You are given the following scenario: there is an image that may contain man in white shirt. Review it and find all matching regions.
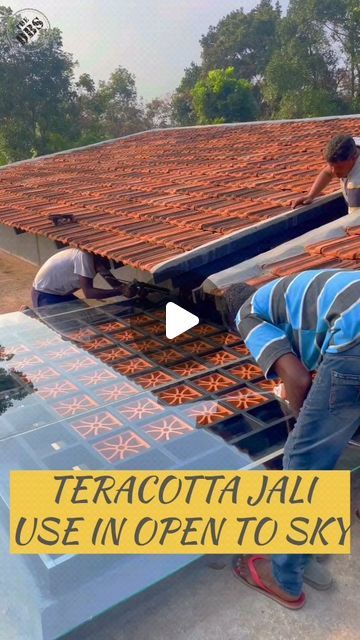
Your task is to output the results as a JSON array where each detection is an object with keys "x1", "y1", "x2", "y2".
[
  {"x1": 292, "y1": 134, "x2": 360, "y2": 213},
  {"x1": 31, "y1": 248, "x2": 133, "y2": 307}
]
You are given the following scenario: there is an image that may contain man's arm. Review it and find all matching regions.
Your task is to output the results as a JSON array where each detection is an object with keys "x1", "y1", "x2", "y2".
[
  {"x1": 98, "y1": 271, "x2": 136, "y2": 298},
  {"x1": 271, "y1": 353, "x2": 312, "y2": 417},
  {"x1": 292, "y1": 164, "x2": 334, "y2": 209},
  {"x1": 79, "y1": 276, "x2": 132, "y2": 300}
]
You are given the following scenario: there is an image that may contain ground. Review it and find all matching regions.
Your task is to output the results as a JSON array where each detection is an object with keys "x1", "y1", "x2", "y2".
[
  {"x1": 0, "y1": 250, "x2": 37, "y2": 313},
  {"x1": 63, "y1": 474, "x2": 360, "y2": 640}
]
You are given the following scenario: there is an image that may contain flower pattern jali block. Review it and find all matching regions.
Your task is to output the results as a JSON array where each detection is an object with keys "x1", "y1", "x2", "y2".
[
  {"x1": 156, "y1": 384, "x2": 204, "y2": 405},
  {"x1": 226, "y1": 363, "x2": 263, "y2": 381},
  {"x1": 93, "y1": 382, "x2": 139, "y2": 403},
  {"x1": 37, "y1": 380, "x2": 79, "y2": 400},
  {"x1": 93, "y1": 431, "x2": 150, "y2": 462},
  {"x1": 193, "y1": 373, "x2": 237, "y2": 393},
  {"x1": 96, "y1": 347, "x2": 132, "y2": 364},
  {"x1": 141, "y1": 415, "x2": 193, "y2": 442},
  {"x1": 70, "y1": 411, "x2": 123, "y2": 439},
  {"x1": 52, "y1": 394, "x2": 98, "y2": 417},
  {"x1": 221, "y1": 388, "x2": 268, "y2": 410},
  {"x1": 114, "y1": 397, "x2": 164, "y2": 421},
  {"x1": 168, "y1": 359, "x2": 208, "y2": 377},
  {"x1": 114, "y1": 358, "x2": 153, "y2": 376},
  {"x1": 184, "y1": 401, "x2": 234, "y2": 427},
  {"x1": 132, "y1": 370, "x2": 176, "y2": 390},
  {"x1": 203, "y1": 350, "x2": 239, "y2": 367}
]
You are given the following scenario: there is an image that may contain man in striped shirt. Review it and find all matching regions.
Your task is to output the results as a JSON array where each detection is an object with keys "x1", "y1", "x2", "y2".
[{"x1": 225, "y1": 269, "x2": 360, "y2": 608}]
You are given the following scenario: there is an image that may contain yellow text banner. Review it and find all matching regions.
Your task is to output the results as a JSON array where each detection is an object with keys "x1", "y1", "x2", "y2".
[{"x1": 10, "y1": 470, "x2": 351, "y2": 554}]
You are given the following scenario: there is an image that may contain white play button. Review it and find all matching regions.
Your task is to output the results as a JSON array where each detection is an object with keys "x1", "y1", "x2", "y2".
[{"x1": 166, "y1": 302, "x2": 199, "y2": 340}]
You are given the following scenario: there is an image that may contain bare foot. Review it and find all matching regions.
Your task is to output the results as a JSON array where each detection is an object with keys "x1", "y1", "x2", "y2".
[{"x1": 233, "y1": 556, "x2": 300, "y2": 602}]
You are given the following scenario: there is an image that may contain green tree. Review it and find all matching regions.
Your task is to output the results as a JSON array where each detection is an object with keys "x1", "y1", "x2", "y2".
[
  {"x1": 94, "y1": 66, "x2": 147, "y2": 138},
  {"x1": 171, "y1": 62, "x2": 202, "y2": 126},
  {"x1": 145, "y1": 96, "x2": 174, "y2": 128},
  {"x1": 0, "y1": 7, "x2": 80, "y2": 161},
  {"x1": 191, "y1": 67, "x2": 259, "y2": 125},
  {"x1": 262, "y1": 4, "x2": 343, "y2": 118},
  {"x1": 288, "y1": 0, "x2": 360, "y2": 101},
  {"x1": 200, "y1": 1, "x2": 281, "y2": 83}
]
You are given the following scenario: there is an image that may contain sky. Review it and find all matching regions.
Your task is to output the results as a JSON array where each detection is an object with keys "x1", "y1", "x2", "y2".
[{"x1": 5, "y1": 1, "x2": 289, "y2": 102}]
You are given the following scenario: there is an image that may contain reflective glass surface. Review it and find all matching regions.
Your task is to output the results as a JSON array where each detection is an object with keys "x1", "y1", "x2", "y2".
[{"x1": 0, "y1": 299, "x2": 358, "y2": 639}]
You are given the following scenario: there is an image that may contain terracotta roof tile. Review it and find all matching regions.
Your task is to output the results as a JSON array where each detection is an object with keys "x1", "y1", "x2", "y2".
[{"x1": 2, "y1": 116, "x2": 360, "y2": 272}]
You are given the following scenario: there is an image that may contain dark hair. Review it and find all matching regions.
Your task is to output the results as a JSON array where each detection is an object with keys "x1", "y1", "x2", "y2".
[
  {"x1": 219, "y1": 282, "x2": 257, "y2": 331},
  {"x1": 324, "y1": 135, "x2": 357, "y2": 163}
]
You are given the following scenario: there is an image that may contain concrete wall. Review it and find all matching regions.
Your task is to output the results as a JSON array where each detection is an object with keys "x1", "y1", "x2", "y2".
[{"x1": 0, "y1": 224, "x2": 58, "y2": 266}]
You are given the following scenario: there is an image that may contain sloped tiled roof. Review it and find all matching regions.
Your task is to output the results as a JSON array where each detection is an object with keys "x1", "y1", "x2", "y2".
[
  {"x1": 1, "y1": 116, "x2": 360, "y2": 273},
  {"x1": 246, "y1": 222, "x2": 360, "y2": 286}
]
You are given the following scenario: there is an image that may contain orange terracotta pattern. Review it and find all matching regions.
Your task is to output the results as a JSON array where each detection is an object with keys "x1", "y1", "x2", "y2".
[
  {"x1": 93, "y1": 431, "x2": 150, "y2": 462},
  {"x1": 132, "y1": 370, "x2": 176, "y2": 389},
  {"x1": 59, "y1": 357, "x2": 96, "y2": 372},
  {"x1": 204, "y1": 351, "x2": 239, "y2": 367},
  {"x1": 113, "y1": 329, "x2": 144, "y2": 343},
  {"x1": 82, "y1": 337, "x2": 114, "y2": 352},
  {"x1": 96, "y1": 347, "x2": 132, "y2": 363},
  {"x1": 221, "y1": 388, "x2": 268, "y2": 409},
  {"x1": 114, "y1": 397, "x2": 164, "y2": 421},
  {"x1": 66, "y1": 327, "x2": 97, "y2": 341},
  {"x1": 33, "y1": 337, "x2": 63, "y2": 349},
  {"x1": 97, "y1": 320, "x2": 127, "y2": 333},
  {"x1": 256, "y1": 379, "x2": 281, "y2": 393},
  {"x1": 142, "y1": 416, "x2": 193, "y2": 442},
  {"x1": 151, "y1": 349, "x2": 184, "y2": 365},
  {"x1": 193, "y1": 373, "x2": 237, "y2": 393},
  {"x1": 46, "y1": 346, "x2": 80, "y2": 360},
  {"x1": 230, "y1": 344, "x2": 250, "y2": 356},
  {"x1": 53, "y1": 394, "x2": 98, "y2": 417},
  {"x1": 37, "y1": 380, "x2": 78, "y2": 399},
  {"x1": 185, "y1": 401, "x2": 233, "y2": 426},
  {"x1": 157, "y1": 384, "x2": 203, "y2": 405},
  {"x1": 14, "y1": 355, "x2": 44, "y2": 368},
  {"x1": 190, "y1": 324, "x2": 219, "y2": 337},
  {"x1": 94, "y1": 383, "x2": 138, "y2": 403},
  {"x1": 169, "y1": 360, "x2": 208, "y2": 377},
  {"x1": 130, "y1": 314, "x2": 158, "y2": 327},
  {"x1": 78, "y1": 369, "x2": 118, "y2": 386},
  {"x1": 210, "y1": 333, "x2": 242, "y2": 346},
  {"x1": 113, "y1": 357, "x2": 153, "y2": 375},
  {"x1": 71, "y1": 411, "x2": 122, "y2": 439},
  {"x1": 128, "y1": 339, "x2": 164, "y2": 353},
  {"x1": 227, "y1": 363, "x2": 263, "y2": 380},
  {"x1": 183, "y1": 340, "x2": 214, "y2": 355},
  {"x1": 27, "y1": 367, "x2": 60, "y2": 383}
]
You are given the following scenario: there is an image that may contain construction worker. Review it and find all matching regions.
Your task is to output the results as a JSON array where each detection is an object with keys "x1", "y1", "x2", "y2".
[
  {"x1": 292, "y1": 134, "x2": 360, "y2": 213},
  {"x1": 31, "y1": 248, "x2": 134, "y2": 307},
  {"x1": 221, "y1": 269, "x2": 360, "y2": 608}
]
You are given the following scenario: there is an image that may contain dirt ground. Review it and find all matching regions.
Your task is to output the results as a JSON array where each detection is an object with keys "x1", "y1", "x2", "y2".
[{"x1": 0, "y1": 250, "x2": 37, "y2": 314}]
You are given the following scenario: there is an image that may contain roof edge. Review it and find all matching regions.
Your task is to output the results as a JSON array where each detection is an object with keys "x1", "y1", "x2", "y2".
[{"x1": 1, "y1": 113, "x2": 360, "y2": 171}]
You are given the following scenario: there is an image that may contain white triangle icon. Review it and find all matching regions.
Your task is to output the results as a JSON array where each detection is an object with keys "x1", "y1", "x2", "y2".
[{"x1": 166, "y1": 302, "x2": 199, "y2": 340}]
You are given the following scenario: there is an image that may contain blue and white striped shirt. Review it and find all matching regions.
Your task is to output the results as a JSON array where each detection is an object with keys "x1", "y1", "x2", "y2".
[{"x1": 236, "y1": 270, "x2": 360, "y2": 378}]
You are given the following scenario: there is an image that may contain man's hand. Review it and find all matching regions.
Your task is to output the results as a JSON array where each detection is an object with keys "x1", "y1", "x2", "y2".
[
  {"x1": 272, "y1": 353, "x2": 313, "y2": 417},
  {"x1": 291, "y1": 195, "x2": 314, "y2": 209}
]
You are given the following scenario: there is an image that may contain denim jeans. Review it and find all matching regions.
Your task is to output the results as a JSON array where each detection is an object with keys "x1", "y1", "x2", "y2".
[{"x1": 272, "y1": 341, "x2": 360, "y2": 597}]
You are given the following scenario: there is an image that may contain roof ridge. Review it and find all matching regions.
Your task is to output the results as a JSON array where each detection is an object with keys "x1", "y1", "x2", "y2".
[{"x1": 1, "y1": 113, "x2": 360, "y2": 170}]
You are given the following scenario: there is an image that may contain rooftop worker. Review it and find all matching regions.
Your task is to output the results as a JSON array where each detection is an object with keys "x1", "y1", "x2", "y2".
[
  {"x1": 221, "y1": 269, "x2": 360, "y2": 608},
  {"x1": 31, "y1": 247, "x2": 134, "y2": 307},
  {"x1": 292, "y1": 134, "x2": 360, "y2": 212}
]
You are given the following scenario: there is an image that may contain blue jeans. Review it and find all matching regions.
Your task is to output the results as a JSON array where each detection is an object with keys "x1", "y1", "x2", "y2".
[
  {"x1": 31, "y1": 288, "x2": 77, "y2": 307},
  {"x1": 272, "y1": 342, "x2": 360, "y2": 597}
]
